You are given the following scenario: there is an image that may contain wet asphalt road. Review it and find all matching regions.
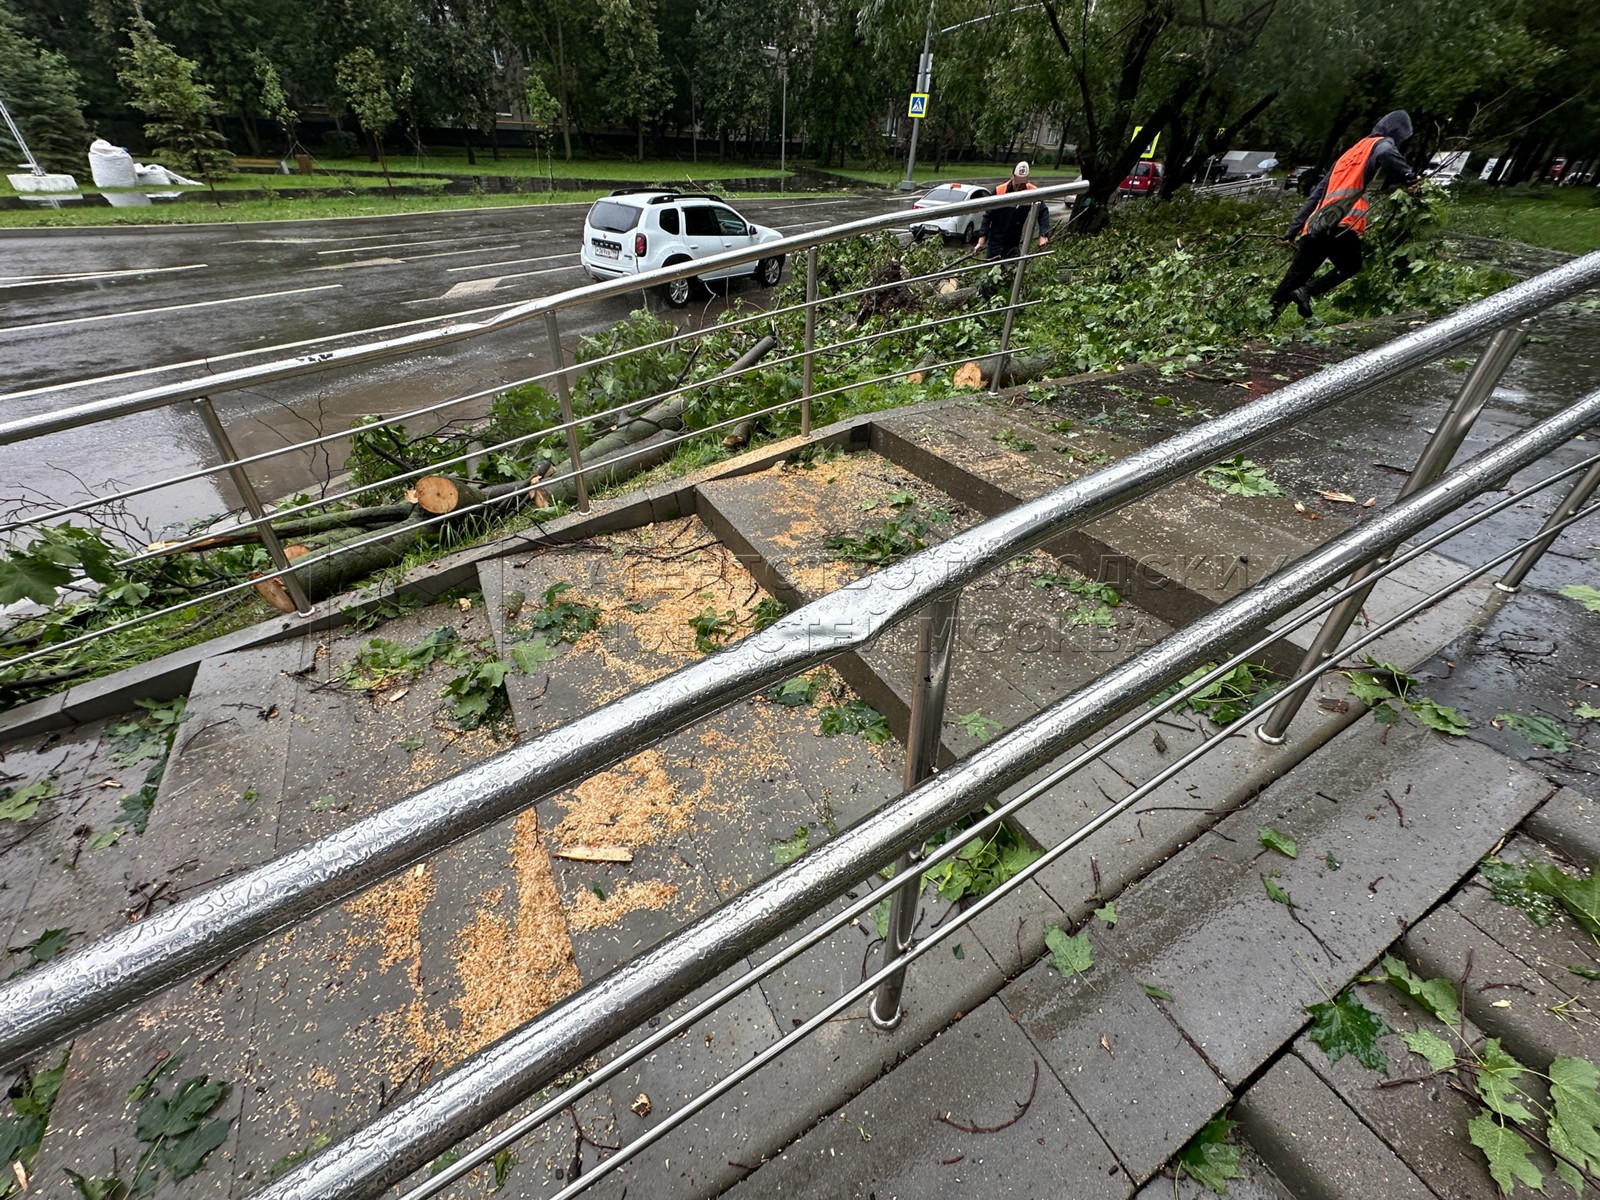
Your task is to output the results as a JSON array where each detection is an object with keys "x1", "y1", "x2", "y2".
[{"x1": 0, "y1": 192, "x2": 909, "y2": 528}]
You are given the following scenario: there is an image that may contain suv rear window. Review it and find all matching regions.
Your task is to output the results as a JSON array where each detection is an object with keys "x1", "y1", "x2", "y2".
[
  {"x1": 659, "y1": 208, "x2": 680, "y2": 235},
  {"x1": 588, "y1": 200, "x2": 642, "y2": 233}
]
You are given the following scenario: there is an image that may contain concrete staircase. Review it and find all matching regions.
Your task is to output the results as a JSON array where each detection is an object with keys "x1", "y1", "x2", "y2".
[{"x1": 2, "y1": 389, "x2": 1592, "y2": 1200}]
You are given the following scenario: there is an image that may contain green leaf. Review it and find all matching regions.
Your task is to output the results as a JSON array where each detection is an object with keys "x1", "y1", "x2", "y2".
[
  {"x1": 87, "y1": 828, "x2": 123, "y2": 851},
  {"x1": 1380, "y1": 954, "x2": 1462, "y2": 1030},
  {"x1": 1262, "y1": 872, "x2": 1293, "y2": 906},
  {"x1": 952, "y1": 943, "x2": 965, "y2": 960},
  {"x1": 1325, "y1": 851, "x2": 1342, "y2": 871},
  {"x1": 874, "y1": 898, "x2": 891, "y2": 940},
  {"x1": 1409, "y1": 698, "x2": 1470, "y2": 736},
  {"x1": 161, "y1": 1116, "x2": 231, "y2": 1180},
  {"x1": 768, "y1": 676, "x2": 819, "y2": 707},
  {"x1": 1142, "y1": 982, "x2": 1175, "y2": 1002},
  {"x1": 1475, "y1": 1039, "x2": 1536, "y2": 1122},
  {"x1": 510, "y1": 639, "x2": 557, "y2": 673},
  {"x1": 1574, "y1": 704, "x2": 1600, "y2": 721},
  {"x1": 1496, "y1": 711, "x2": 1574, "y2": 752},
  {"x1": 65, "y1": 1170, "x2": 130, "y2": 1200},
  {"x1": 9, "y1": 927, "x2": 74, "y2": 976},
  {"x1": 1480, "y1": 856, "x2": 1563, "y2": 927},
  {"x1": 0, "y1": 778, "x2": 61, "y2": 823},
  {"x1": 134, "y1": 1075, "x2": 227, "y2": 1140},
  {"x1": 0, "y1": 554, "x2": 72, "y2": 605},
  {"x1": 1259, "y1": 827, "x2": 1298, "y2": 858},
  {"x1": 1526, "y1": 863, "x2": 1600, "y2": 939},
  {"x1": 771, "y1": 826, "x2": 810, "y2": 866},
  {"x1": 1571, "y1": 965, "x2": 1600, "y2": 982},
  {"x1": 1174, "y1": 1115, "x2": 1244, "y2": 1194},
  {"x1": 1344, "y1": 670, "x2": 1399, "y2": 707},
  {"x1": 1401, "y1": 1028, "x2": 1457, "y2": 1071},
  {"x1": 957, "y1": 709, "x2": 1003, "y2": 741},
  {"x1": 127, "y1": 1056, "x2": 183, "y2": 1104},
  {"x1": 1093, "y1": 902, "x2": 1118, "y2": 926},
  {"x1": 1558, "y1": 584, "x2": 1600, "y2": 612},
  {"x1": 1549, "y1": 1055, "x2": 1600, "y2": 1173},
  {"x1": 1305, "y1": 991, "x2": 1391, "y2": 1072},
  {"x1": 1044, "y1": 926, "x2": 1094, "y2": 980},
  {"x1": 1468, "y1": 1111, "x2": 1544, "y2": 1195},
  {"x1": 398, "y1": 735, "x2": 425, "y2": 753},
  {"x1": 492, "y1": 1148, "x2": 516, "y2": 1189}
]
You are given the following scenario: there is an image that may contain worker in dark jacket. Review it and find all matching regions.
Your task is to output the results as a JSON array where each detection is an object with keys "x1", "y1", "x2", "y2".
[
  {"x1": 975, "y1": 161, "x2": 1051, "y2": 262},
  {"x1": 1269, "y1": 110, "x2": 1419, "y2": 322}
]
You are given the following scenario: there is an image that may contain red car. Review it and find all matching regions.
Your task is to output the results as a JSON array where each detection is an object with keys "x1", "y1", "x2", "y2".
[{"x1": 1118, "y1": 160, "x2": 1163, "y2": 198}]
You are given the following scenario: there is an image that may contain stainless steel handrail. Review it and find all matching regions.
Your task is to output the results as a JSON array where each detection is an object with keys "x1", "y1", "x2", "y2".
[
  {"x1": 255, "y1": 389, "x2": 1600, "y2": 1200},
  {"x1": 407, "y1": 451, "x2": 1600, "y2": 1200},
  {"x1": 0, "y1": 184, "x2": 1086, "y2": 446},
  {"x1": 2, "y1": 252, "x2": 1596, "y2": 1066}
]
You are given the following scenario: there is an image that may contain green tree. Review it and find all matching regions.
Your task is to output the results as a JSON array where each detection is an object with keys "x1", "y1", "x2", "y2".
[
  {"x1": 0, "y1": 1, "x2": 90, "y2": 173},
  {"x1": 116, "y1": 13, "x2": 233, "y2": 193},
  {"x1": 249, "y1": 51, "x2": 298, "y2": 155},
  {"x1": 591, "y1": 0, "x2": 668, "y2": 160},
  {"x1": 334, "y1": 45, "x2": 408, "y2": 190},
  {"x1": 497, "y1": 0, "x2": 598, "y2": 161},
  {"x1": 800, "y1": 0, "x2": 892, "y2": 168},
  {"x1": 691, "y1": 0, "x2": 773, "y2": 159}
]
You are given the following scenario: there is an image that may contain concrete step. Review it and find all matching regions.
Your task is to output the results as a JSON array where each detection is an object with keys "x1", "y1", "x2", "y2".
[{"x1": 727, "y1": 706, "x2": 1554, "y2": 1198}]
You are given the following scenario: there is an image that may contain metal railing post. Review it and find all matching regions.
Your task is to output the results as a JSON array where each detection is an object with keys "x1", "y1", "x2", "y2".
[
  {"x1": 993, "y1": 203, "x2": 1040, "y2": 390},
  {"x1": 1257, "y1": 320, "x2": 1530, "y2": 743},
  {"x1": 1496, "y1": 456, "x2": 1600, "y2": 592},
  {"x1": 545, "y1": 312, "x2": 590, "y2": 513},
  {"x1": 192, "y1": 396, "x2": 315, "y2": 617},
  {"x1": 870, "y1": 592, "x2": 961, "y2": 1031},
  {"x1": 801, "y1": 246, "x2": 819, "y2": 437}
]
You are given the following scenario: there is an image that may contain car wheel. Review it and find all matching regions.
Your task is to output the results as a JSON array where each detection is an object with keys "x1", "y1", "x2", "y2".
[
  {"x1": 911, "y1": 227, "x2": 929, "y2": 243},
  {"x1": 757, "y1": 256, "x2": 785, "y2": 287},
  {"x1": 661, "y1": 273, "x2": 696, "y2": 308},
  {"x1": 963, "y1": 221, "x2": 977, "y2": 244}
]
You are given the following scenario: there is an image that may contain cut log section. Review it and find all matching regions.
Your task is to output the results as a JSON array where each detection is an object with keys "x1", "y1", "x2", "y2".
[
  {"x1": 953, "y1": 352, "x2": 1059, "y2": 390},
  {"x1": 413, "y1": 475, "x2": 485, "y2": 515}
]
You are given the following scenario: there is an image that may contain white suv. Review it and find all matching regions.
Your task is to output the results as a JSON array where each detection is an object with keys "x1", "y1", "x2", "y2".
[{"x1": 580, "y1": 190, "x2": 786, "y2": 306}]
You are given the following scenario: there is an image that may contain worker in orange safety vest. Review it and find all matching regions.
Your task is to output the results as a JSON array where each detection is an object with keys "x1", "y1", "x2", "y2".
[
  {"x1": 1269, "y1": 111, "x2": 1419, "y2": 322},
  {"x1": 975, "y1": 161, "x2": 1051, "y2": 262}
]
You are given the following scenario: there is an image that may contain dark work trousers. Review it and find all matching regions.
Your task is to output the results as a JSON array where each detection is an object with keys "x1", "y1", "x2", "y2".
[{"x1": 1270, "y1": 230, "x2": 1364, "y2": 305}]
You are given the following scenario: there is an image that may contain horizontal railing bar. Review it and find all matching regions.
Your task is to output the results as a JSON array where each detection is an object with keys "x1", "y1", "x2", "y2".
[
  {"x1": 1, "y1": 258, "x2": 1593, "y2": 1068},
  {"x1": 0, "y1": 185, "x2": 1088, "y2": 448},
  {"x1": 407, "y1": 452, "x2": 1600, "y2": 1200},
  {"x1": 256, "y1": 388, "x2": 1600, "y2": 1200}
]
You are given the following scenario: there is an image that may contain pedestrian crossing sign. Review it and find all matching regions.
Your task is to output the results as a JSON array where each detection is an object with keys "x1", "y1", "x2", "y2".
[{"x1": 908, "y1": 93, "x2": 928, "y2": 119}]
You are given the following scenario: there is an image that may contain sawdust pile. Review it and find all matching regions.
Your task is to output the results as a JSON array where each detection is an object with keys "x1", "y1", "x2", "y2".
[
  {"x1": 566, "y1": 880, "x2": 678, "y2": 932},
  {"x1": 551, "y1": 749, "x2": 706, "y2": 852}
]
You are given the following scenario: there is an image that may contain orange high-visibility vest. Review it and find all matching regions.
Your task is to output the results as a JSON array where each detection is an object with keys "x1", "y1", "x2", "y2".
[{"x1": 1303, "y1": 136, "x2": 1381, "y2": 237}]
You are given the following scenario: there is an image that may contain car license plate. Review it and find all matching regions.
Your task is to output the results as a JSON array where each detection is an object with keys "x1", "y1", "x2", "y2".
[{"x1": 595, "y1": 243, "x2": 619, "y2": 260}]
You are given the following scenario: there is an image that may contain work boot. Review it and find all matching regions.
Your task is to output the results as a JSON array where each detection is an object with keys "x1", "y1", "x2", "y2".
[{"x1": 1291, "y1": 287, "x2": 1314, "y2": 319}]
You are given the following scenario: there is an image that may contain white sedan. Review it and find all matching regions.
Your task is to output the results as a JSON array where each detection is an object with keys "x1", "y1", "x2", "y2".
[{"x1": 909, "y1": 183, "x2": 992, "y2": 243}]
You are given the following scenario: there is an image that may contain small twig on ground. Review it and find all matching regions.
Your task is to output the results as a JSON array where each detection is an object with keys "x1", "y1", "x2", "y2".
[{"x1": 935, "y1": 1061, "x2": 1039, "y2": 1134}]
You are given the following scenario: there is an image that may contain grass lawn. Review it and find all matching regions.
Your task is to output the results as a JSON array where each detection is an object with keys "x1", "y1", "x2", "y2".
[
  {"x1": 823, "y1": 160, "x2": 1081, "y2": 186},
  {"x1": 304, "y1": 150, "x2": 793, "y2": 181},
  {"x1": 1450, "y1": 184, "x2": 1600, "y2": 255}
]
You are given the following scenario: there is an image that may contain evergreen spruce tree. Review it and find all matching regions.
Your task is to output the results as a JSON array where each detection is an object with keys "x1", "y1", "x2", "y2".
[
  {"x1": 0, "y1": 3, "x2": 90, "y2": 174},
  {"x1": 116, "y1": 13, "x2": 233, "y2": 192}
]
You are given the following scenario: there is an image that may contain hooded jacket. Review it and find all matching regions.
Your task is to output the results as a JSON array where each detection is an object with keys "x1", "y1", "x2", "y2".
[{"x1": 1287, "y1": 111, "x2": 1418, "y2": 240}]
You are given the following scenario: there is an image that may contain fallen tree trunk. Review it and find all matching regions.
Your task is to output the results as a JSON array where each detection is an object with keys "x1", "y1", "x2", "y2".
[
  {"x1": 253, "y1": 519, "x2": 423, "y2": 613},
  {"x1": 146, "y1": 502, "x2": 417, "y2": 556},
  {"x1": 952, "y1": 352, "x2": 1059, "y2": 390},
  {"x1": 412, "y1": 475, "x2": 485, "y2": 515},
  {"x1": 531, "y1": 335, "x2": 779, "y2": 507}
]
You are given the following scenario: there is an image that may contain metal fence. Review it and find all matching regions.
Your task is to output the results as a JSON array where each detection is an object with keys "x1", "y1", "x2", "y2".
[
  {"x1": 0, "y1": 183, "x2": 1077, "y2": 667},
  {"x1": 1, "y1": 210, "x2": 1598, "y2": 1198}
]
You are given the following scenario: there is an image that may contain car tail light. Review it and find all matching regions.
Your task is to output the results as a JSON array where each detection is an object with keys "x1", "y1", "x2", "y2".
[{"x1": 634, "y1": 232, "x2": 647, "y2": 256}]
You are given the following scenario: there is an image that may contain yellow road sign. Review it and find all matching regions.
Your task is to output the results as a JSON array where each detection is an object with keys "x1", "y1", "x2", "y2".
[{"x1": 908, "y1": 93, "x2": 928, "y2": 119}]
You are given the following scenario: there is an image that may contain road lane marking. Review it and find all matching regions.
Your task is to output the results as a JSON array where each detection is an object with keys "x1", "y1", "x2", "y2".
[
  {"x1": 1, "y1": 284, "x2": 345, "y2": 335},
  {"x1": 446, "y1": 251, "x2": 574, "y2": 272},
  {"x1": 310, "y1": 257, "x2": 406, "y2": 270},
  {"x1": 0, "y1": 263, "x2": 209, "y2": 287},
  {"x1": 0, "y1": 299, "x2": 530, "y2": 402},
  {"x1": 397, "y1": 243, "x2": 519, "y2": 262},
  {"x1": 315, "y1": 234, "x2": 518, "y2": 255}
]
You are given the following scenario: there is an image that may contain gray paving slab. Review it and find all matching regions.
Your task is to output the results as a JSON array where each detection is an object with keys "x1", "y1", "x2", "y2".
[
  {"x1": 1407, "y1": 586, "x2": 1600, "y2": 792},
  {"x1": 1133, "y1": 1148, "x2": 1297, "y2": 1200},
  {"x1": 1236, "y1": 1053, "x2": 1436, "y2": 1200},
  {"x1": 1403, "y1": 903, "x2": 1600, "y2": 1071},
  {"x1": 1092, "y1": 718, "x2": 1553, "y2": 1086},
  {"x1": 1001, "y1": 952, "x2": 1231, "y2": 1182},
  {"x1": 722, "y1": 999, "x2": 1132, "y2": 1200},
  {"x1": 1292, "y1": 982, "x2": 1508, "y2": 1200},
  {"x1": 1523, "y1": 785, "x2": 1600, "y2": 868},
  {"x1": 1452, "y1": 836, "x2": 1600, "y2": 992}
]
